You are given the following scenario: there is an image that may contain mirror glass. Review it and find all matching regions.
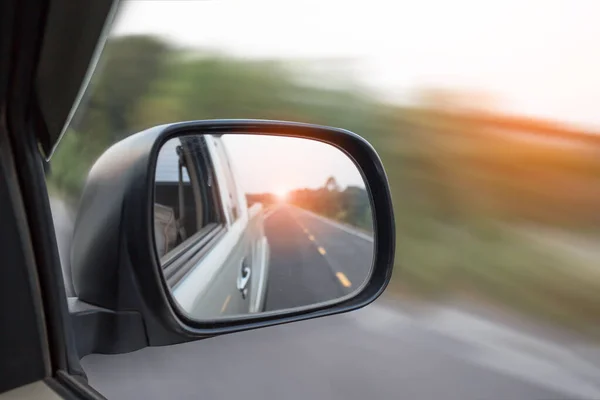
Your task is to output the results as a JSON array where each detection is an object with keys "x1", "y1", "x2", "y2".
[{"x1": 153, "y1": 133, "x2": 374, "y2": 320}]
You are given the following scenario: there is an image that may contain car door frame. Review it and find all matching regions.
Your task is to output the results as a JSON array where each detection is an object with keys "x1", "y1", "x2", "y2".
[
  {"x1": 171, "y1": 135, "x2": 253, "y2": 318},
  {"x1": 0, "y1": 107, "x2": 105, "y2": 400},
  {"x1": 157, "y1": 135, "x2": 228, "y2": 288},
  {"x1": 0, "y1": 0, "x2": 111, "y2": 396}
]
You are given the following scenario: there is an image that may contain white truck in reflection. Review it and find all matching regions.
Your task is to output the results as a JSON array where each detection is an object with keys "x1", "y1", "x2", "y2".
[{"x1": 153, "y1": 134, "x2": 270, "y2": 318}]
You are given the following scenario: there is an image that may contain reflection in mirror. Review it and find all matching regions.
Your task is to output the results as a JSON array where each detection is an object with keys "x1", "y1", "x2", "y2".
[{"x1": 153, "y1": 134, "x2": 374, "y2": 320}]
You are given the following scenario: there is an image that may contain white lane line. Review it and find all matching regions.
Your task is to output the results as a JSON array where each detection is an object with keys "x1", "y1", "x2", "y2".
[
  {"x1": 422, "y1": 309, "x2": 600, "y2": 381},
  {"x1": 291, "y1": 206, "x2": 374, "y2": 242},
  {"x1": 413, "y1": 307, "x2": 600, "y2": 399},
  {"x1": 264, "y1": 206, "x2": 278, "y2": 219}
]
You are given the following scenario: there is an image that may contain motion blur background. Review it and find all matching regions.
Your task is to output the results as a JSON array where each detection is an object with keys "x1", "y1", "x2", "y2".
[{"x1": 47, "y1": 0, "x2": 600, "y2": 398}]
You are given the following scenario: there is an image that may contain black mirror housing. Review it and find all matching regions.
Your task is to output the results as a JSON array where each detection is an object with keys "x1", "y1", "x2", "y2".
[{"x1": 69, "y1": 120, "x2": 395, "y2": 357}]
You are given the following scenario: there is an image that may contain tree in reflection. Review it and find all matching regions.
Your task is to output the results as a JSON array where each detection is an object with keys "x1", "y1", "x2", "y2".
[{"x1": 247, "y1": 177, "x2": 372, "y2": 232}]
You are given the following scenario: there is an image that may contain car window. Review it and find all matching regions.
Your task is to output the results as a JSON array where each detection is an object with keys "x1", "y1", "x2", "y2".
[{"x1": 154, "y1": 136, "x2": 221, "y2": 259}]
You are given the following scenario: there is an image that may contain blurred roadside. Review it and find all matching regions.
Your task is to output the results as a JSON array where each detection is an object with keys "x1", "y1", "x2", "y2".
[
  {"x1": 50, "y1": 196, "x2": 600, "y2": 397},
  {"x1": 46, "y1": 34, "x2": 600, "y2": 341}
]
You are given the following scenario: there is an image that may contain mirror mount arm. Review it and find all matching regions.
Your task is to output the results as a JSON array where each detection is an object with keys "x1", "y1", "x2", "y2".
[{"x1": 69, "y1": 126, "x2": 196, "y2": 357}]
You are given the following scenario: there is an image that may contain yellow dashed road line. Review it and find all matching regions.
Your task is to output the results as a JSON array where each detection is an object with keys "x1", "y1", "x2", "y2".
[
  {"x1": 220, "y1": 295, "x2": 231, "y2": 314},
  {"x1": 336, "y1": 272, "x2": 352, "y2": 288},
  {"x1": 306, "y1": 230, "x2": 350, "y2": 288}
]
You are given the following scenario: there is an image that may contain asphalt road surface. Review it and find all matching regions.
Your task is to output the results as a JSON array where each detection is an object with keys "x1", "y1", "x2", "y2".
[
  {"x1": 49, "y1": 198, "x2": 600, "y2": 399},
  {"x1": 81, "y1": 299, "x2": 600, "y2": 399},
  {"x1": 264, "y1": 205, "x2": 374, "y2": 311}
]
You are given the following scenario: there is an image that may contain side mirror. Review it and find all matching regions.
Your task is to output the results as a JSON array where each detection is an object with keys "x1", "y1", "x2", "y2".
[{"x1": 69, "y1": 120, "x2": 395, "y2": 357}]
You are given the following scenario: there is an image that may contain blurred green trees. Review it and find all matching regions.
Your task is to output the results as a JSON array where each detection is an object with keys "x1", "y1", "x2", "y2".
[
  {"x1": 48, "y1": 35, "x2": 600, "y2": 336},
  {"x1": 265, "y1": 177, "x2": 374, "y2": 232}
]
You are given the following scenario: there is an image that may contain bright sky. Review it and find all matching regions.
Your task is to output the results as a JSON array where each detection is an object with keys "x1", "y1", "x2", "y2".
[
  {"x1": 221, "y1": 135, "x2": 365, "y2": 194},
  {"x1": 154, "y1": 135, "x2": 363, "y2": 193},
  {"x1": 112, "y1": 0, "x2": 600, "y2": 130}
]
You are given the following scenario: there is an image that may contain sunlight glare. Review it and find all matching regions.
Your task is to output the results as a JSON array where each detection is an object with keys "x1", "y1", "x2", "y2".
[{"x1": 275, "y1": 188, "x2": 289, "y2": 202}]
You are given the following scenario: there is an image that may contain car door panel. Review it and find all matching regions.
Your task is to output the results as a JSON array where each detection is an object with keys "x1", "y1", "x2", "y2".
[
  {"x1": 171, "y1": 136, "x2": 252, "y2": 318},
  {"x1": 207, "y1": 137, "x2": 257, "y2": 313},
  {"x1": 187, "y1": 226, "x2": 252, "y2": 318}
]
